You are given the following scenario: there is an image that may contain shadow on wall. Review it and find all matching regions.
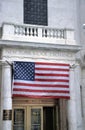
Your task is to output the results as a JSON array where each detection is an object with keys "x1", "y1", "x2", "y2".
[{"x1": 0, "y1": 27, "x2": 2, "y2": 38}]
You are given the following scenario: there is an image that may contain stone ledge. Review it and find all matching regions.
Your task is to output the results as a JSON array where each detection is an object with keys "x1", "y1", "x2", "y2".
[{"x1": 0, "y1": 39, "x2": 81, "y2": 52}]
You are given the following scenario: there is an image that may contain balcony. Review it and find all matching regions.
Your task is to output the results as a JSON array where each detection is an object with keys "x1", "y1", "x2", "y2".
[{"x1": 0, "y1": 23, "x2": 75, "y2": 45}]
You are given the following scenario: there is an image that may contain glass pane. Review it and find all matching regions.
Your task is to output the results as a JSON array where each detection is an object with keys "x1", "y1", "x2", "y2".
[
  {"x1": 14, "y1": 126, "x2": 24, "y2": 130},
  {"x1": 24, "y1": 0, "x2": 48, "y2": 26},
  {"x1": 31, "y1": 108, "x2": 41, "y2": 130},
  {"x1": 13, "y1": 109, "x2": 24, "y2": 130}
]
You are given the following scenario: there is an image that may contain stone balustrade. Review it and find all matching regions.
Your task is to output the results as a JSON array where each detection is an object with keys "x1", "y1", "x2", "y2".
[
  {"x1": 14, "y1": 25, "x2": 65, "y2": 38},
  {"x1": 1, "y1": 23, "x2": 75, "y2": 45}
]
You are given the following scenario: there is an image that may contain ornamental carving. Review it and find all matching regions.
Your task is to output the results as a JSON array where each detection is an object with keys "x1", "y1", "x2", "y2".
[
  {"x1": 2, "y1": 48, "x2": 74, "y2": 58},
  {"x1": 1, "y1": 47, "x2": 76, "y2": 65}
]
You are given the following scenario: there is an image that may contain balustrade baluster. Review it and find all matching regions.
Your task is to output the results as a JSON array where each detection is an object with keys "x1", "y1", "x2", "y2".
[
  {"x1": 49, "y1": 29, "x2": 51, "y2": 37},
  {"x1": 63, "y1": 30, "x2": 65, "y2": 38},
  {"x1": 18, "y1": 26, "x2": 21, "y2": 35},
  {"x1": 61, "y1": 30, "x2": 64, "y2": 38},
  {"x1": 55, "y1": 30, "x2": 58, "y2": 38},
  {"x1": 47, "y1": 29, "x2": 50, "y2": 37},
  {"x1": 33, "y1": 28, "x2": 36, "y2": 36},
  {"x1": 53, "y1": 29, "x2": 55, "y2": 38},
  {"x1": 14, "y1": 26, "x2": 17, "y2": 34},
  {"x1": 36, "y1": 28, "x2": 38, "y2": 36},
  {"x1": 29, "y1": 28, "x2": 31, "y2": 36},
  {"x1": 60, "y1": 30, "x2": 62, "y2": 38},
  {"x1": 25, "y1": 27, "x2": 27, "y2": 35},
  {"x1": 51, "y1": 29, "x2": 53, "y2": 37},
  {"x1": 58, "y1": 30, "x2": 61, "y2": 38},
  {"x1": 42, "y1": 29, "x2": 44, "y2": 37},
  {"x1": 22, "y1": 27, "x2": 25, "y2": 35},
  {"x1": 45, "y1": 29, "x2": 47, "y2": 37},
  {"x1": 32, "y1": 28, "x2": 34, "y2": 36},
  {"x1": 54, "y1": 29, "x2": 57, "y2": 38},
  {"x1": 14, "y1": 26, "x2": 19, "y2": 34},
  {"x1": 19, "y1": 27, "x2": 23, "y2": 35},
  {"x1": 50, "y1": 29, "x2": 52, "y2": 37},
  {"x1": 30, "y1": 28, "x2": 32, "y2": 36},
  {"x1": 46, "y1": 29, "x2": 49, "y2": 37},
  {"x1": 27, "y1": 27, "x2": 29, "y2": 35},
  {"x1": 33, "y1": 28, "x2": 38, "y2": 36}
]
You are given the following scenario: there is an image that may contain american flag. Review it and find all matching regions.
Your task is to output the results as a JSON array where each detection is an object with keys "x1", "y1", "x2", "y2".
[{"x1": 12, "y1": 61, "x2": 70, "y2": 99}]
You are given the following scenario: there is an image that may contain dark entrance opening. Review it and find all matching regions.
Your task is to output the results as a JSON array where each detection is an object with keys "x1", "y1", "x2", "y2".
[{"x1": 43, "y1": 107, "x2": 56, "y2": 130}]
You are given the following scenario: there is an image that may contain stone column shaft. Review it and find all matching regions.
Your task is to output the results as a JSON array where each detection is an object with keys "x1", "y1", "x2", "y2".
[
  {"x1": 1, "y1": 63, "x2": 12, "y2": 130},
  {"x1": 67, "y1": 65, "x2": 83, "y2": 130},
  {"x1": 74, "y1": 65, "x2": 83, "y2": 130},
  {"x1": 67, "y1": 68, "x2": 77, "y2": 130}
]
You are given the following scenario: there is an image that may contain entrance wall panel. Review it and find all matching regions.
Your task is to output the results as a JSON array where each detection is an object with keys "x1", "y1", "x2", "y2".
[{"x1": 59, "y1": 99, "x2": 68, "y2": 130}]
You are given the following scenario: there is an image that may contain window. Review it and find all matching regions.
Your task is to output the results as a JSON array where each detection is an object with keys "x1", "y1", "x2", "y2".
[
  {"x1": 13, "y1": 108, "x2": 25, "y2": 130},
  {"x1": 24, "y1": 0, "x2": 48, "y2": 26}
]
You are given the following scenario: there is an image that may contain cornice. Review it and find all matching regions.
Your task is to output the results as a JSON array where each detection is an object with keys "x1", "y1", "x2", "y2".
[{"x1": 0, "y1": 39, "x2": 81, "y2": 52}]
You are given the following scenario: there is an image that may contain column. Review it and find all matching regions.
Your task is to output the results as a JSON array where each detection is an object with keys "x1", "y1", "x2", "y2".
[
  {"x1": 67, "y1": 65, "x2": 83, "y2": 130},
  {"x1": 1, "y1": 63, "x2": 12, "y2": 130},
  {"x1": 74, "y1": 65, "x2": 83, "y2": 130},
  {"x1": 0, "y1": 92, "x2": 1, "y2": 130},
  {"x1": 67, "y1": 67, "x2": 77, "y2": 130}
]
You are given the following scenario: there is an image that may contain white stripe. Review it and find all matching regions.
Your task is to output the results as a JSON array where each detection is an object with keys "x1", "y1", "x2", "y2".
[
  {"x1": 35, "y1": 64, "x2": 69, "y2": 69},
  {"x1": 13, "y1": 91, "x2": 70, "y2": 96},
  {"x1": 14, "y1": 80, "x2": 69, "y2": 85},
  {"x1": 13, "y1": 85, "x2": 70, "y2": 91},
  {"x1": 35, "y1": 75, "x2": 69, "y2": 80},
  {"x1": 35, "y1": 70, "x2": 69, "y2": 74}
]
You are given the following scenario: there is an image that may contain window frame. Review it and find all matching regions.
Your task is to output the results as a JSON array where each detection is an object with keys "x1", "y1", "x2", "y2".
[{"x1": 24, "y1": 0, "x2": 48, "y2": 26}]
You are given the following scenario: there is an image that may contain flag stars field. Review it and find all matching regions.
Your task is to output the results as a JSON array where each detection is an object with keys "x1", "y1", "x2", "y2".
[{"x1": 13, "y1": 61, "x2": 70, "y2": 99}]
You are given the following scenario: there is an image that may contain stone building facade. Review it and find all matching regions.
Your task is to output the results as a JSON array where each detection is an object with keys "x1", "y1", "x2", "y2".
[{"x1": 0, "y1": 0, "x2": 85, "y2": 130}]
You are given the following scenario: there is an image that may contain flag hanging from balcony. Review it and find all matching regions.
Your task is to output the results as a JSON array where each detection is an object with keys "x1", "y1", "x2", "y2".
[{"x1": 12, "y1": 61, "x2": 70, "y2": 99}]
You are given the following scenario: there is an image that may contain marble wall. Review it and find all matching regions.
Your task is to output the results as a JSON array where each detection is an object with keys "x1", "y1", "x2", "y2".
[{"x1": 0, "y1": 0, "x2": 77, "y2": 29}]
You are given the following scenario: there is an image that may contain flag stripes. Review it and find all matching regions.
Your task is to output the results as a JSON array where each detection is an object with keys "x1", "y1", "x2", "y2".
[{"x1": 12, "y1": 61, "x2": 70, "y2": 99}]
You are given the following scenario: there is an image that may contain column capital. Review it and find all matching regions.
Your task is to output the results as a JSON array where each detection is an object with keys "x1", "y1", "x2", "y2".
[
  {"x1": 70, "y1": 64, "x2": 79, "y2": 70},
  {"x1": 1, "y1": 61, "x2": 12, "y2": 67},
  {"x1": 76, "y1": 50, "x2": 85, "y2": 67}
]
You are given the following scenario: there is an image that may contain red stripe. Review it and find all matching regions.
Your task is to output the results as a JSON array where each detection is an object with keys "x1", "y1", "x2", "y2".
[
  {"x1": 14, "y1": 82, "x2": 69, "y2": 88},
  {"x1": 35, "y1": 67, "x2": 69, "y2": 71},
  {"x1": 12, "y1": 94, "x2": 70, "y2": 99},
  {"x1": 35, "y1": 62, "x2": 70, "y2": 66},
  {"x1": 13, "y1": 62, "x2": 70, "y2": 99},
  {"x1": 13, "y1": 88, "x2": 70, "y2": 93},
  {"x1": 35, "y1": 79, "x2": 69, "y2": 82},
  {"x1": 35, "y1": 73, "x2": 69, "y2": 77}
]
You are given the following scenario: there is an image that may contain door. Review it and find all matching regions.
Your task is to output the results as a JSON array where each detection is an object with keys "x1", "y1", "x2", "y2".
[
  {"x1": 13, "y1": 105, "x2": 59, "y2": 130},
  {"x1": 30, "y1": 107, "x2": 43, "y2": 130},
  {"x1": 13, "y1": 108, "x2": 26, "y2": 130}
]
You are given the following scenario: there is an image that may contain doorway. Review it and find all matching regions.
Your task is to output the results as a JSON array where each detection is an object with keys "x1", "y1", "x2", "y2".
[
  {"x1": 43, "y1": 107, "x2": 56, "y2": 130},
  {"x1": 13, "y1": 106, "x2": 56, "y2": 130}
]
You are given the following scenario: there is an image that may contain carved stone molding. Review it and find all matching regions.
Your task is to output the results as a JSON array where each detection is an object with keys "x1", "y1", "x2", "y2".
[
  {"x1": 1, "y1": 47, "x2": 75, "y2": 62},
  {"x1": 80, "y1": 50, "x2": 85, "y2": 67},
  {"x1": 13, "y1": 98, "x2": 57, "y2": 105},
  {"x1": 74, "y1": 49, "x2": 85, "y2": 68}
]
